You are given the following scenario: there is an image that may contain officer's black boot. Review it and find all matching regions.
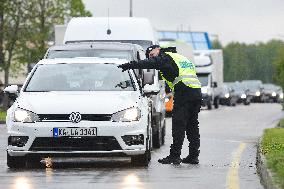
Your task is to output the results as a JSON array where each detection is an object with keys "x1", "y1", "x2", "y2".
[
  {"x1": 158, "y1": 155, "x2": 181, "y2": 165},
  {"x1": 182, "y1": 150, "x2": 200, "y2": 164}
]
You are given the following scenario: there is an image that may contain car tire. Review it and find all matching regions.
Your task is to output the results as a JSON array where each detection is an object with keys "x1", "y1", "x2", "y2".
[
  {"x1": 227, "y1": 99, "x2": 232, "y2": 106},
  {"x1": 207, "y1": 100, "x2": 212, "y2": 110},
  {"x1": 7, "y1": 152, "x2": 26, "y2": 168},
  {"x1": 161, "y1": 121, "x2": 166, "y2": 145},
  {"x1": 244, "y1": 100, "x2": 250, "y2": 105},
  {"x1": 214, "y1": 98, "x2": 219, "y2": 109},
  {"x1": 131, "y1": 149, "x2": 151, "y2": 166},
  {"x1": 153, "y1": 130, "x2": 162, "y2": 148},
  {"x1": 153, "y1": 116, "x2": 162, "y2": 148}
]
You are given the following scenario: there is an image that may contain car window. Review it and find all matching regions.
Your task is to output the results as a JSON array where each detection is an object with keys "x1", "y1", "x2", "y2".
[
  {"x1": 25, "y1": 63, "x2": 135, "y2": 92},
  {"x1": 47, "y1": 49, "x2": 133, "y2": 60},
  {"x1": 197, "y1": 74, "x2": 208, "y2": 86}
]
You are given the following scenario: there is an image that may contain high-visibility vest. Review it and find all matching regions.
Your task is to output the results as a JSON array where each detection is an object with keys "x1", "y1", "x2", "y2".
[{"x1": 161, "y1": 52, "x2": 201, "y2": 90}]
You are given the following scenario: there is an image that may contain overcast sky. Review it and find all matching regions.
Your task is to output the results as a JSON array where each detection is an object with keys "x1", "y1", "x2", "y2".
[{"x1": 83, "y1": 0, "x2": 284, "y2": 45}]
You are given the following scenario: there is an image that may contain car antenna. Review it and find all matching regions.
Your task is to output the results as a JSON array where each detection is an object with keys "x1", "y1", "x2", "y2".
[{"x1": 107, "y1": 8, "x2": 111, "y2": 35}]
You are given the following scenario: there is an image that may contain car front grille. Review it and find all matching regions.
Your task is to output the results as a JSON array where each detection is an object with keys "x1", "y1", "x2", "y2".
[
  {"x1": 38, "y1": 114, "x2": 112, "y2": 122},
  {"x1": 29, "y1": 136, "x2": 122, "y2": 151}
]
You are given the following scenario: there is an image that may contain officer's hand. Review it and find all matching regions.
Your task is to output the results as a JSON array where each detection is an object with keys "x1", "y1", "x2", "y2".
[
  {"x1": 117, "y1": 63, "x2": 130, "y2": 72},
  {"x1": 129, "y1": 60, "x2": 137, "y2": 64}
]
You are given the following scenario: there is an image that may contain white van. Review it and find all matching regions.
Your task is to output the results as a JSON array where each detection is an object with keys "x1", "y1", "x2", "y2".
[
  {"x1": 63, "y1": 17, "x2": 166, "y2": 148},
  {"x1": 63, "y1": 17, "x2": 158, "y2": 49}
]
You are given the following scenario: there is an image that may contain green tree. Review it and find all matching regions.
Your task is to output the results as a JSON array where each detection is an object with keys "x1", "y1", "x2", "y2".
[
  {"x1": 0, "y1": 0, "x2": 27, "y2": 86},
  {"x1": 0, "y1": 0, "x2": 91, "y2": 108},
  {"x1": 17, "y1": 0, "x2": 92, "y2": 65},
  {"x1": 222, "y1": 40, "x2": 284, "y2": 83},
  {"x1": 0, "y1": 0, "x2": 30, "y2": 108},
  {"x1": 70, "y1": 0, "x2": 92, "y2": 17},
  {"x1": 223, "y1": 42, "x2": 250, "y2": 82},
  {"x1": 273, "y1": 47, "x2": 284, "y2": 89},
  {"x1": 211, "y1": 39, "x2": 223, "y2": 49}
]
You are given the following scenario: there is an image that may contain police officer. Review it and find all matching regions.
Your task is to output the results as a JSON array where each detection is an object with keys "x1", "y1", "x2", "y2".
[{"x1": 118, "y1": 45, "x2": 202, "y2": 164}]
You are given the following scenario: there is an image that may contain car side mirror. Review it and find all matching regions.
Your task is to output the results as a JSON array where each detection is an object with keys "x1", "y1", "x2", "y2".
[
  {"x1": 4, "y1": 85, "x2": 19, "y2": 101},
  {"x1": 212, "y1": 82, "x2": 217, "y2": 88},
  {"x1": 4, "y1": 85, "x2": 19, "y2": 94},
  {"x1": 142, "y1": 72, "x2": 154, "y2": 87}
]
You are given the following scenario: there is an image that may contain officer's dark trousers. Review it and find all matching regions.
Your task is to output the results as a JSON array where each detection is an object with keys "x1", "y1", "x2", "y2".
[{"x1": 170, "y1": 96, "x2": 201, "y2": 158}]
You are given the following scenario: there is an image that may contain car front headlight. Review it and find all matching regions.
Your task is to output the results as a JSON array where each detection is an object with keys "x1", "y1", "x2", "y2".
[
  {"x1": 201, "y1": 87, "x2": 208, "y2": 94},
  {"x1": 255, "y1": 91, "x2": 261, "y2": 96},
  {"x1": 271, "y1": 92, "x2": 276, "y2": 97},
  {"x1": 225, "y1": 93, "x2": 230, "y2": 98},
  {"x1": 280, "y1": 93, "x2": 283, "y2": 99},
  {"x1": 14, "y1": 108, "x2": 40, "y2": 123},
  {"x1": 241, "y1": 94, "x2": 246, "y2": 99},
  {"x1": 111, "y1": 107, "x2": 141, "y2": 122}
]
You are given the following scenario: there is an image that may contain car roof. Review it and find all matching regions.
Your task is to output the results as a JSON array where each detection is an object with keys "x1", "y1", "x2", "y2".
[
  {"x1": 37, "y1": 57, "x2": 129, "y2": 65},
  {"x1": 48, "y1": 42, "x2": 144, "y2": 51}
]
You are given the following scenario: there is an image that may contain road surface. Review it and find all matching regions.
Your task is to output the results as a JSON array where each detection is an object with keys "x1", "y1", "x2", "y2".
[{"x1": 0, "y1": 103, "x2": 283, "y2": 189}]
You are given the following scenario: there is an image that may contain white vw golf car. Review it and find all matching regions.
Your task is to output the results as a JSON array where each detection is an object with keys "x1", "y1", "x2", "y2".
[{"x1": 5, "y1": 58, "x2": 153, "y2": 168}]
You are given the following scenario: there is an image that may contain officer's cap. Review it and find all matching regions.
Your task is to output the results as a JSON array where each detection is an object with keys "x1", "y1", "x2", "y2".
[{"x1": 145, "y1": 45, "x2": 160, "y2": 58}]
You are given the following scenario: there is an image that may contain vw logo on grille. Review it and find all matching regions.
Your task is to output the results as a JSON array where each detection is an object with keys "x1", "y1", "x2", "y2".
[{"x1": 69, "y1": 112, "x2": 81, "y2": 123}]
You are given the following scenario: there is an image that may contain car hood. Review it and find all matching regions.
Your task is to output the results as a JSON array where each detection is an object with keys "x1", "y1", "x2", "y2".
[{"x1": 16, "y1": 91, "x2": 140, "y2": 114}]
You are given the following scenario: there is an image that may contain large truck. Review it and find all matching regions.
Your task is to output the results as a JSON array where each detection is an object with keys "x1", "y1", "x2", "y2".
[
  {"x1": 57, "y1": 17, "x2": 166, "y2": 148},
  {"x1": 194, "y1": 50, "x2": 224, "y2": 109}
]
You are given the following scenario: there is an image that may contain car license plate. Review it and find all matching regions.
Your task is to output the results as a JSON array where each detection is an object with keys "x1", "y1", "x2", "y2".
[{"x1": 53, "y1": 127, "x2": 97, "y2": 137}]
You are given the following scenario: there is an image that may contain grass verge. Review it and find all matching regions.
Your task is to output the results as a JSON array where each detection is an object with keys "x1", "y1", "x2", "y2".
[{"x1": 261, "y1": 128, "x2": 284, "y2": 188}]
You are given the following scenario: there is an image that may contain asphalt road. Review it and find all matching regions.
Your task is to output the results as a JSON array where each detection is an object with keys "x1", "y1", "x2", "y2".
[{"x1": 0, "y1": 103, "x2": 283, "y2": 189}]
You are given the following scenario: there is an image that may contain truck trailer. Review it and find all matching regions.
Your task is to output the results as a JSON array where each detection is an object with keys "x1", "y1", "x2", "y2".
[{"x1": 194, "y1": 50, "x2": 224, "y2": 109}]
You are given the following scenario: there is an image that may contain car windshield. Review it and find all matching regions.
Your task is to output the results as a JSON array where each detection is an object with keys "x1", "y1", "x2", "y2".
[
  {"x1": 47, "y1": 49, "x2": 133, "y2": 60},
  {"x1": 226, "y1": 83, "x2": 243, "y2": 92},
  {"x1": 197, "y1": 74, "x2": 208, "y2": 86},
  {"x1": 24, "y1": 63, "x2": 135, "y2": 92},
  {"x1": 263, "y1": 84, "x2": 276, "y2": 90},
  {"x1": 242, "y1": 82, "x2": 261, "y2": 90},
  {"x1": 222, "y1": 85, "x2": 230, "y2": 93}
]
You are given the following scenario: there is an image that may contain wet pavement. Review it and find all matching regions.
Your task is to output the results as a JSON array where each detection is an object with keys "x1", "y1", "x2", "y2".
[{"x1": 0, "y1": 103, "x2": 283, "y2": 189}]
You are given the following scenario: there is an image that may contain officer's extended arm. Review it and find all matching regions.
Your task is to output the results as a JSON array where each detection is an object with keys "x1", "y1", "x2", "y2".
[{"x1": 118, "y1": 54, "x2": 171, "y2": 71}]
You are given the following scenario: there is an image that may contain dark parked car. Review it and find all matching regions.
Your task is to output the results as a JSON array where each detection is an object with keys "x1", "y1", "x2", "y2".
[
  {"x1": 220, "y1": 84, "x2": 238, "y2": 106},
  {"x1": 262, "y1": 84, "x2": 282, "y2": 103},
  {"x1": 241, "y1": 80, "x2": 265, "y2": 103},
  {"x1": 227, "y1": 82, "x2": 251, "y2": 105}
]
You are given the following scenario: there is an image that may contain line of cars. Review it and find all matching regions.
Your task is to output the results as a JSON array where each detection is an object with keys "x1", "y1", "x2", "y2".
[
  {"x1": 4, "y1": 17, "x2": 167, "y2": 168},
  {"x1": 219, "y1": 80, "x2": 283, "y2": 107}
]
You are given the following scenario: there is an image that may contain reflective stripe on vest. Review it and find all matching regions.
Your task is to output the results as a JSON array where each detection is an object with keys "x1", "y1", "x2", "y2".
[
  {"x1": 172, "y1": 75, "x2": 199, "y2": 86},
  {"x1": 163, "y1": 52, "x2": 201, "y2": 89}
]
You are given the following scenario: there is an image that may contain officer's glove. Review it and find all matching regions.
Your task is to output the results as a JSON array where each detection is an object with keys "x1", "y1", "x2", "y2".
[
  {"x1": 117, "y1": 63, "x2": 130, "y2": 72},
  {"x1": 117, "y1": 61, "x2": 137, "y2": 72},
  {"x1": 129, "y1": 60, "x2": 137, "y2": 64}
]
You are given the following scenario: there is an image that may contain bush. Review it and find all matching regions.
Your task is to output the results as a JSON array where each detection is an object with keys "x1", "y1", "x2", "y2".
[{"x1": 261, "y1": 128, "x2": 284, "y2": 188}]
